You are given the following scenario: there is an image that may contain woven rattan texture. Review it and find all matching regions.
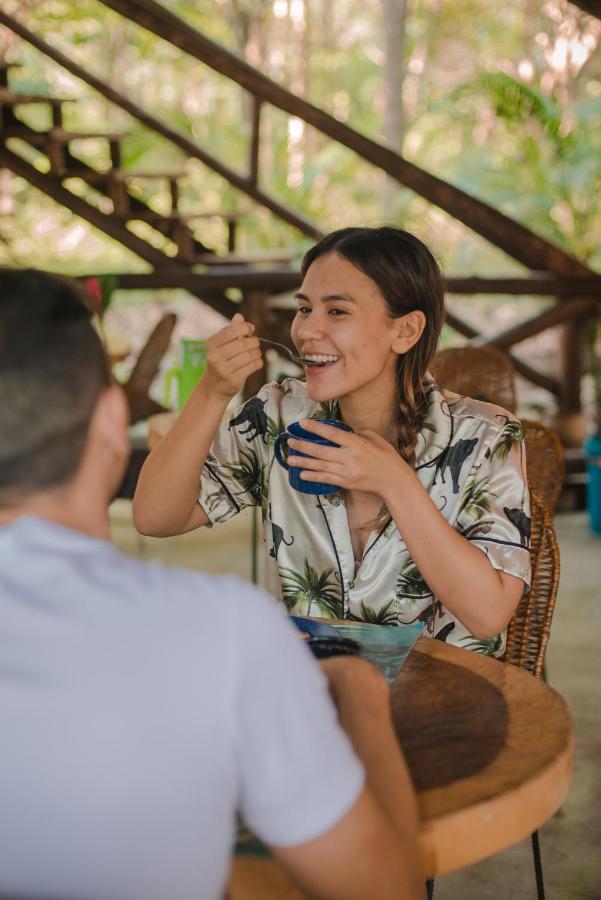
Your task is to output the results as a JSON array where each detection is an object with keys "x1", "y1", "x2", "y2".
[
  {"x1": 431, "y1": 346, "x2": 517, "y2": 413},
  {"x1": 504, "y1": 492, "x2": 560, "y2": 679},
  {"x1": 522, "y1": 419, "x2": 565, "y2": 514}
]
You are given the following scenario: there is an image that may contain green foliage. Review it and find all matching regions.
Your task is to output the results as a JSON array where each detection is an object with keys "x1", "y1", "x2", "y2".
[{"x1": 1, "y1": 0, "x2": 599, "y2": 277}]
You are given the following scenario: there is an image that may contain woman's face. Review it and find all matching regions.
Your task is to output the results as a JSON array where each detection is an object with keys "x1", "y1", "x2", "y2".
[{"x1": 291, "y1": 252, "x2": 413, "y2": 407}]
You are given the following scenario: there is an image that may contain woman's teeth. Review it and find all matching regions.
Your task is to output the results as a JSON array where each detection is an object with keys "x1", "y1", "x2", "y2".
[{"x1": 304, "y1": 354, "x2": 339, "y2": 366}]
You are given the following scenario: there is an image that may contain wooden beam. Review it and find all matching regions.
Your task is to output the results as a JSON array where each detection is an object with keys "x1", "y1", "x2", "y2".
[
  {"x1": 0, "y1": 11, "x2": 321, "y2": 241},
  {"x1": 249, "y1": 96, "x2": 261, "y2": 187},
  {"x1": 444, "y1": 275, "x2": 601, "y2": 296},
  {"x1": 568, "y1": 0, "x2": 601, "y2": 17},
  {"x1": 471, "y1": 296, "x2": 598, "y2": 349},
  {"x1": 96, "y1": 0, "x2": 597, "y2": 278}
]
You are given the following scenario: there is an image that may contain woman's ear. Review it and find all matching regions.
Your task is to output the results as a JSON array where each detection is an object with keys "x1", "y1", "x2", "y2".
[{"x1": 391, "y1": 311, "x2": 426, "y2": 354}]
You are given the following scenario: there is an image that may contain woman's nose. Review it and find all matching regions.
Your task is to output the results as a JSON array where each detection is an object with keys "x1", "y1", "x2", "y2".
[{"x1": 295, "y1": 313, "x2": 325, "y2": 342}]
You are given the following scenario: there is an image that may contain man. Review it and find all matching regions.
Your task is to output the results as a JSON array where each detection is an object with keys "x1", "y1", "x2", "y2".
[{"x1": 0, "y1": 269, "x2": 423, "y2": 900}]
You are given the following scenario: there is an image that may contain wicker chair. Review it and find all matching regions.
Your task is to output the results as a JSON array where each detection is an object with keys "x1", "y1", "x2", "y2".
[
  {"x1": 522, "y1": 419, "x2": 565, "y2": 515},
  {"x1": 500, "y1": 490, "x2": 561, "y2": 900},
  {"x1": 431, "y1": 345, "x2": 517, "y2": 413},
  {"x1": 123, "y1": 313, "x2": 177, "y2": 424},
  {"x1": 504, "y1": 491, "x2": 560, "y2": 680}
]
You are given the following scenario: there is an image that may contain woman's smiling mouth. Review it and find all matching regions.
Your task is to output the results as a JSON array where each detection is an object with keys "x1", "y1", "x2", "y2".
[{"x1": 303, "y1": 353, "x2": 340, "y2": 369}]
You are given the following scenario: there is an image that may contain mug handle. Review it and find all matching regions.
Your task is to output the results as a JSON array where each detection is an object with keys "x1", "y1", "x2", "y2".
[
  {"x1": 164, "y1": 367, "x2": 180, "y2": 407},
  {"x1": 274, "y1": 433, "x2": 289, "y2": 470}
]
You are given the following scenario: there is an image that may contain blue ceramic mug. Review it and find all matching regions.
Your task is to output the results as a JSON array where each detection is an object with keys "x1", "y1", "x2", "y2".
[{"x1": 274, "y1": 419, "x2": 352, "y2": 495}]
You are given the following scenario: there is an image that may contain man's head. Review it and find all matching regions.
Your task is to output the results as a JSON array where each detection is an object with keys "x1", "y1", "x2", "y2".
[{"x1": 0, "y1": 269, "x2": 128, "y2": 509}]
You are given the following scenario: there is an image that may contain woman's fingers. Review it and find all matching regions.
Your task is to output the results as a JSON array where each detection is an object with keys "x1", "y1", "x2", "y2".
[
  {"x1": 286, "y1": 438, "x2": 340, "y2": 461},
  {"x1": 287, "y1": 455, "x2": 345, "y2": 472}
]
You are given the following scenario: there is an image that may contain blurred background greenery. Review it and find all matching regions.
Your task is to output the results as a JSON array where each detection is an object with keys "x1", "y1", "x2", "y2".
[{"x1": 1, "y1": 0, "x2": 599, "y2": 417}]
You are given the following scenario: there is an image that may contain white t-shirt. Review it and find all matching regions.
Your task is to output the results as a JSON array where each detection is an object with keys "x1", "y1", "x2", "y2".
[{"x1": 0, "y1": 516, "x2": 364, "y2": 900}]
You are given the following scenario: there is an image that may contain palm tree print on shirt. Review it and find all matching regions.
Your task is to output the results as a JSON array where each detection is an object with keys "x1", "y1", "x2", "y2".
[
  {"x1": 350, "y1": 598, "x2": 397, "y2": 625},
  {"x1": 460, "y1": 633, "x2": 503, "y2": 655},
  {"x1": 489, "y1": 418, "x2": 524, "y2": 462},
  {"x1": 280, "y1": 558, "x2": 343, "y2": 618},
  {"x1": 222, "y1": 447, "x2": 265, "y2": 506},
  {"x1": 395, "y1": 558, "x2": 434, "y2": 605},
  {"x1": 310, "y1": 399, "x2": 340, "y2": 421},
  {"x1": 456, "y1": 475, "x2": 497, "y2": 537}
]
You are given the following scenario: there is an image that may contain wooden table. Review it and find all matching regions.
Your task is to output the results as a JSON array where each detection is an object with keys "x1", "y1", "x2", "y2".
[{"x1": 228, "y1": 636, "x2": 573, "y2": 896}]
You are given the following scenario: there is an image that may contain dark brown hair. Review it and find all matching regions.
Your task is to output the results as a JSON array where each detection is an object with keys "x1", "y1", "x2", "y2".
[
  {"x1": 301, "y1": 226, "x2": 445, "y2": 466},
  {"x1": 0, "y1": 268, "x2": 110, "y2": 503}
]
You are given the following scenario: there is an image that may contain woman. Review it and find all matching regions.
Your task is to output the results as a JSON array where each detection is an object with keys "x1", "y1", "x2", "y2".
[{"x1": 134, "y1": 226, "x2": 530, "y2": 655}]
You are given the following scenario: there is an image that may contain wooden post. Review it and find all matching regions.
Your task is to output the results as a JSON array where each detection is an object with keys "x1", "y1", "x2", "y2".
[
  {"x1": 109, "y1": 138, "x2": 121, "y2": 169},
  {"x1": 555, "y1": 304, "x2": 589, "y2": 446},
  {"x1": 249, "y1": 96, "x2": 261, "y2": 187},
  {"x1": 242, "y1": 290, "x2": 269, "y2": 399},
  {"x1": 169, "y1": 176, "x2": 179, "y2": 213},
  {"x1": 227, "y1": 216, "x2": 238, "y2": 253}
]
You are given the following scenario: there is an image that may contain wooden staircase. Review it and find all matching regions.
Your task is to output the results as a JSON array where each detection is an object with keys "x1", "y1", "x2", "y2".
[{"x1": 1, "y1": 5, "x2": 601, "y2": 418}]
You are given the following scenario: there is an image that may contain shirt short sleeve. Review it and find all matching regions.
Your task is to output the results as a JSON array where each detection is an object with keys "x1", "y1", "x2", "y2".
[
  {"x1": 455, "y1": 417, "x2": 531, "y2": 588},
  {"x1": 232, "y1": 595, "x2": 365, "y2": 848},
  {"x1": 198, "y1": 384, "x2": 280, "y2": 525}
]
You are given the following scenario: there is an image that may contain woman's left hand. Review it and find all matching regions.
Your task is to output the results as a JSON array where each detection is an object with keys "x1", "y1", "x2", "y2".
[{"x1": 286, "y1": 419, "x2": 410, "y2": 496}]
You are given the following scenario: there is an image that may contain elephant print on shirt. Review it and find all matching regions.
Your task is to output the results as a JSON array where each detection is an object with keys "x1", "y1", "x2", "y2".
[
  {"x1": 269, "y1": 520, "x2": 294, "y2": 561},
  {"x1": 429, "y1": 437, "x2": 478, "y2": 494},
  {"x1": 504, "y1": 507, "x2": 531, "y2": 547},
  {"x1": 228, "y1": 397, "x2": 269, "y2": 443}
]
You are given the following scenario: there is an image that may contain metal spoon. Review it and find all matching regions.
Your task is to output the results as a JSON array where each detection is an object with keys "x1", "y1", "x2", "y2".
[{"x1": 257, "y1": 336, "x2": 329, "y2": 367}]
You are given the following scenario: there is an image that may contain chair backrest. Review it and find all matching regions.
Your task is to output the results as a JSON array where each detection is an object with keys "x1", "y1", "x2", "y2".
[
  {"x1": 123, "y1": 313, "x2": 177, "y2": 424},
  {"x1": 503, "y1": 491, "x2": 560, "y2": 679},
  {"x1": 431, "y1": 346, "x2": 517, "y2": 413},
  {"x1": 521, "y1": 418, "x2": 565, "y2": 514}
]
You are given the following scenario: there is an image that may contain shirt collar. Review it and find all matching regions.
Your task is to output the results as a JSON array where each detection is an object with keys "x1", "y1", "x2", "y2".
[{"x1": 414, "y1": 375, "x2": 454, "y2": 469}]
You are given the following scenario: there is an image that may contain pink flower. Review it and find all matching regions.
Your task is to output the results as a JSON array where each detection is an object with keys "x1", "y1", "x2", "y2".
[{"x1": 85, "y1": 277, "x2": 103, "y2": 316}]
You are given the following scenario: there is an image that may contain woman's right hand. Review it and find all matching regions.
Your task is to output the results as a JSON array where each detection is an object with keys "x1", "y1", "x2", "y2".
[{"x1": 202, "y1": 312, "x2": 263, "y2": 400}]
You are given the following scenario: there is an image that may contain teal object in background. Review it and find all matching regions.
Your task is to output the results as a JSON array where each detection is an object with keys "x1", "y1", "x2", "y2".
[{"x1": 584, "y1": 434, "x2": 601, "y2": 535}]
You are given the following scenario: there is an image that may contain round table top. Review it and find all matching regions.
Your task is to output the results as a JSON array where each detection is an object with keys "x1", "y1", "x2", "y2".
[
  {"x1": 393, "y1": 636, "x2": 572, "y2": 877},
  {"x1": 228, "y1": 635, "x2": 573, "y2": 896}
]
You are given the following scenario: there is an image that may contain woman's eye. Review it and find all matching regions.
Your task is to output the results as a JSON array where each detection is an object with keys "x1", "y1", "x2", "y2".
[
  {"x1": 329, "y1": 308, "x2": 347, "y2": 316},
  {"x1": 296, "y1": 305, "x2": 311, "y2": 315}
]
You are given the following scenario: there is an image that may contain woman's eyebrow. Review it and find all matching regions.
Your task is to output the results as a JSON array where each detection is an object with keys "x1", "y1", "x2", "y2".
[{"x1": 294, "y1": 292, "x2": 356, "y2": 304}]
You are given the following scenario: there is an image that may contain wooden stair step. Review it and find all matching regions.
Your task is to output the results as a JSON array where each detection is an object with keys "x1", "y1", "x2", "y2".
[
  {"x1": 0, "y1": 88, "x2": 69, "y2": 107},
  {"x1": 66, "y1": 169, "x2": 184, "y2": 183},
  {"x1": 2, "y1": 127, "x2": 126, "y2": 144},
  {"x1": 113, "y1": 209, "x2": 239, "y2": 223}
]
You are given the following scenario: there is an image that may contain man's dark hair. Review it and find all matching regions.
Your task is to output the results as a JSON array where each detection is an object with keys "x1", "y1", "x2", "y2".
[{"x1": 0, "y1": 268, "x2": 110, "y2": 504}]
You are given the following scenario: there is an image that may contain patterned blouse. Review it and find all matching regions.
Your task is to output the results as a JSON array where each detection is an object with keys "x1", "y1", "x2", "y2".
[{"x1": 198, "y1": 377, "x2": 531, "y2": 656}]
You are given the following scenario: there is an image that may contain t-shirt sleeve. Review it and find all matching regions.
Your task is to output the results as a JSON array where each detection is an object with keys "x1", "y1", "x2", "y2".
[
  {"x1": 232, "y1": 596, "x2": 365, "y2": 848},
  {"x1": 197, "y1": 384, "x2": 279, "y2": 525},
  {"x1": 455, "y1": 417, "x2": 531, "y2": 588}
]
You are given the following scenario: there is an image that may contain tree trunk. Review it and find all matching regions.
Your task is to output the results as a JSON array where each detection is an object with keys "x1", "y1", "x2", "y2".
[{"x1": 381, "y1": 0, "x2": 407, "y2": 217}]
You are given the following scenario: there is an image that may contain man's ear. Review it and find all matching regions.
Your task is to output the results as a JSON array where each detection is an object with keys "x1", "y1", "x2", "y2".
[
  {"x1": 89, "y1": 385, "x2": 130, "y2": 460},
  {"x1": 391, "y1": 311, "x2": 427, "y2": 354}
]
